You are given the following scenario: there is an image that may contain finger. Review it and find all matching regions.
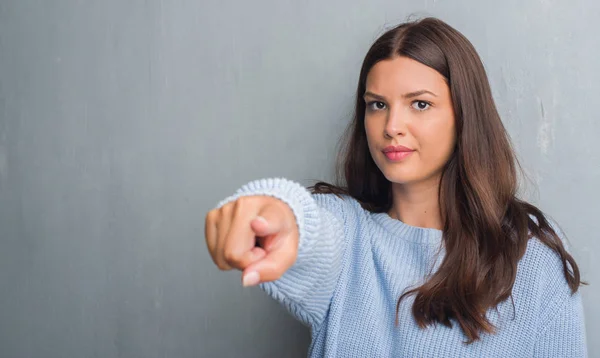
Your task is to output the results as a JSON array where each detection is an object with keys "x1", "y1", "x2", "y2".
[
  {"x1": 241, "y1": 234, "x2": 297, "y2": 286},
  {"x1": 230, "y1": 246, "x2": 268, "y2": 271},
  {"x1": 250, "y1": 201, "x2": 289, "y2": 237},
  {"x1": 251, "y1": 200, "x2": 293, "y2": 250},
  {"x1": 252, "y1": 217, "x2": 281, "y2": 251},
  {"x1": 205, "y1": 210, "x2": 219, "y2": 263},
  {"x1": 249, "y1": 246, "x2": 267, "y2": 261},
  {"x1": 222, "y1": 197, "x2": 265, "y2": 270},
  {"x1": 225, "y1": 241, "x2": 268, "y2": 270},
  {"x1": 215, "y1": 204, "x2": 234, "y2": 270}
]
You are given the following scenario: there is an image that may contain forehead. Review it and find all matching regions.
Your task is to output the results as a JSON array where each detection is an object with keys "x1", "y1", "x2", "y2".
[{"x1": 365, "y1": 56, "x2": 448, "y2": 95}]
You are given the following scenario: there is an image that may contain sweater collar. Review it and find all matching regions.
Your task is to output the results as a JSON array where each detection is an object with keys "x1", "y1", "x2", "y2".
[{"x1": 371, "y1": 212, "x2": 443, "y2": 245}]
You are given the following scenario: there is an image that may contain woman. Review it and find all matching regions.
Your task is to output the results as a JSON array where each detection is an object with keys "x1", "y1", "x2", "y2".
[{"x1": 204, "y1": 17, "x2": 587, "y2": 357}]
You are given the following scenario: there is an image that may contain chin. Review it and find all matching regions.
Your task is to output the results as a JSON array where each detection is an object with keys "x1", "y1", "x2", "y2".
[
  {"x1": 381, "y1": 167, "x2": 444, "y2": 187},
  {"x1": 380, "y1": 170, "x2": 420, "y2": 185},
  {"x1": 373, "y1": 154, "x2": 444, "y2": 186}
]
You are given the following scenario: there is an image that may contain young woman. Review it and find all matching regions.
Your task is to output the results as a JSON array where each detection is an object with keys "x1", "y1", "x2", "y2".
[{"x1": 204, "y1": 17, "x2": 587, "y2": 357}]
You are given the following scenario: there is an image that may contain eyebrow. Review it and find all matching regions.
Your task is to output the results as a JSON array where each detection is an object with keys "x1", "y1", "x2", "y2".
[{"x1": 363, "y1": 90, "x2": 438, "y2": 100}]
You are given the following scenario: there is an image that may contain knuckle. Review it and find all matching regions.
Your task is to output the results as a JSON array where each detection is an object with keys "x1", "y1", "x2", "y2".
[
  {"x1": 223, "y1": 249, "x2": 236, "y2": 263},
  {"x1": 205, "y1": 210, "x2": 217, "y2": 229},
  {"x1": 223, "y1": 247, "x2": 242, "y2": 266},
  {"x1": 234, "y1": 196, "x2": 262, "y2": 214},
  {"x1": 206, "y1": 209, "x2": 217, "y2": 221},
  {"x1": 233, "y1": 196, "x2": 249, "y2": 215},
  {"x1": 216, "y1": 260, "x2": 231, "y2": 271},
  {"x1": 205, "y1": 211, "x2": 215, "y2": 228},
  {"x1": 269, "y1": 196, "x2": 284, "y2": 208},
  {"x1": 220, "y1": 202, "x2": 232, "y2": 215},
  {"x1": 209, "y1": 255, "x2": 223, "y2": 269}
]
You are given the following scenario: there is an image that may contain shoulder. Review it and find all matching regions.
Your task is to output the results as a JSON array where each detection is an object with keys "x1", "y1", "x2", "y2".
[
  {"x1": 517, "y1": 215, "x2": 573, "y2": 293},
  {"x1": 519, "y1": 232, "x2": 587, "y2": 352},
  {"x1": 518, "y1": 236, "x2": 569, "y2": 287},
  {"x1": 513, "y1": 219, "x2": 580, "y2": 330},
  {"x1": 518, "y1": 216, "x2": 573, "y2": 286}
]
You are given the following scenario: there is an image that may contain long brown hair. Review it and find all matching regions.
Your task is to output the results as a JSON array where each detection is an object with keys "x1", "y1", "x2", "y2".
[{"x1": 310, "y1": 17, "x2": 585, "y2": 344}]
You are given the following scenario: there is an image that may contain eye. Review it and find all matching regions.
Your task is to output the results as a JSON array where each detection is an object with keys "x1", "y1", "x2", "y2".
[
  {"x1": 366, "y1": 101, "x2": 387, "y2": 111},
  {"x1": 411, "y1": 100, "x2": 431, "y2": 111}
]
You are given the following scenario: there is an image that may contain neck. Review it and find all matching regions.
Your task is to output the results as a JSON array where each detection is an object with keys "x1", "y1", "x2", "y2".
[{"x1": 389, "y1": 177, "x2": 443, "y2": 230}]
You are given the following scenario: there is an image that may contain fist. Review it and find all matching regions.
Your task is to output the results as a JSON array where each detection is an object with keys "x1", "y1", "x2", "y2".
[{"x1": 204, "y1": 196, "x2": 299, "y2": 287}]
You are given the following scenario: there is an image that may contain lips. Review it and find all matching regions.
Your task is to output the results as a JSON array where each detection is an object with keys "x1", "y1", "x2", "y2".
[
  {"x1": 382, "y1": 145, "x2": 415, "y2": 161},
  {"x1": 382, "y1": 145, "x2": 414, "y2": 153}
]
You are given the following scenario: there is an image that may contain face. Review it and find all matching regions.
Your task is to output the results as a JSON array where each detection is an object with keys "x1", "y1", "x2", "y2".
[{"x1": 364, "y1": 56, "x2": 456, "y2": 187}]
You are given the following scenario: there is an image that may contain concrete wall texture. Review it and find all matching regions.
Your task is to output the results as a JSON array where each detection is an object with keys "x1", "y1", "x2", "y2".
[{"x1": 0, "y1": 0, "x2": 597, "y2": 357}]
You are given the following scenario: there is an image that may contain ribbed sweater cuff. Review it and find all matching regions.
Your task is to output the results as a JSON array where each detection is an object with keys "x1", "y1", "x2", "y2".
[{"x1": 215, "y1": 177, "x2": 319, "y2": 262}]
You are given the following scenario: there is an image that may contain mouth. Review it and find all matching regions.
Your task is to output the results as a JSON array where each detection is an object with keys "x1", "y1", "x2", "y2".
[{"x1": 382, "y1": 145, "x2": 415, "y2": 161}]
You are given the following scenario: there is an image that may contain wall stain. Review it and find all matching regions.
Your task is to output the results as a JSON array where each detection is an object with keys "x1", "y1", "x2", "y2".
[{"x1": 536, "y1": 97, "x2": 553, "y2": 155}]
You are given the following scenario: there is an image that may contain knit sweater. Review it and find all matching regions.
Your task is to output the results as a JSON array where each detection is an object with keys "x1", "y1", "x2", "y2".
[{"x1": 216, "y1": 178, "x2": 588, "y2": 357}]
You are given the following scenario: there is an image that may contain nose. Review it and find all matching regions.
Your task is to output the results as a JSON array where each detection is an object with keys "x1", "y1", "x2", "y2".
[{"x1": 384, "y1": 107, "x2": 407, "y2": 138}]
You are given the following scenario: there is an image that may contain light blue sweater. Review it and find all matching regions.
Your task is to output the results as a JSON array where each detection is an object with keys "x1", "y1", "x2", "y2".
[{"x1": 216, "y1": 178, "x2": 588, "y2": 357}]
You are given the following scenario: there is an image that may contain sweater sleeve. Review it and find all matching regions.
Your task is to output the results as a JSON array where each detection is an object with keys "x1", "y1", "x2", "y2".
[
  {"x1": 532, "y1": 286, "x2": 588, "y2": 357},
  {"x1": 214, "y1": 178, "x2": 350, "y2": 330}
]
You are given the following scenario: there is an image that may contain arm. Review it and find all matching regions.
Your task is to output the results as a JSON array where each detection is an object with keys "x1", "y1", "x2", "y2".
[{"x1": 215, "y1": 178, "x2": 350, "y2": 330}]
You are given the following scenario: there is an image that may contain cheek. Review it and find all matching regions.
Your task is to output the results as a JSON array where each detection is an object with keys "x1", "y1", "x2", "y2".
[
  {"x1": 364, "y1": 118, "x2": 379, "y2": 149},
  {"x1": 415, "y1": 121, "x2": 456, "y2": 162}
]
